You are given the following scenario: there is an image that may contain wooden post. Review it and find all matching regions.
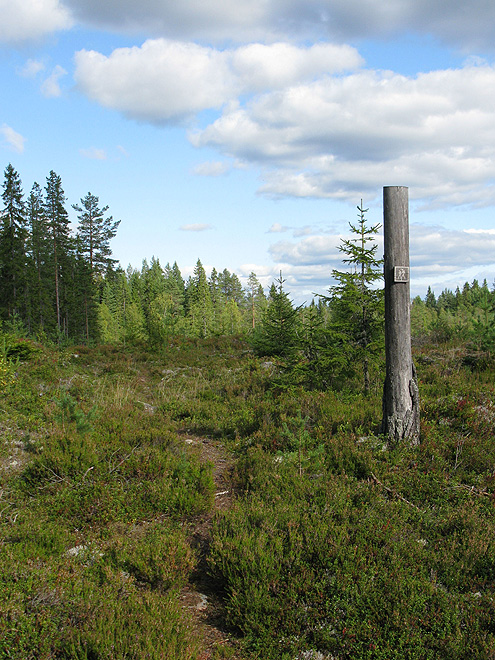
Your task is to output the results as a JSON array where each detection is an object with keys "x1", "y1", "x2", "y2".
[{"x1": 381, "y1": 186, "x2": 420, "y2": 445}]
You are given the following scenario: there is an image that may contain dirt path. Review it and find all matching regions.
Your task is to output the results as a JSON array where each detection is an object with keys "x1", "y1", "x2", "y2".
[{"x1": 179, "y1": 433, "x2": 243, "y2": 660}]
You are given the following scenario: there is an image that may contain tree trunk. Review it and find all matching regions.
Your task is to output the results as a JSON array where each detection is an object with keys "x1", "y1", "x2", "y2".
[{"x1": 381, "y1": 186, "x2": 420, "y2": 445}]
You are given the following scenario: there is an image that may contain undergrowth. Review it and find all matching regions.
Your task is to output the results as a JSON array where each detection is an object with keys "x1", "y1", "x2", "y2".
[{"x1": 1, "y1": 334, "x2": 494, "y2": 659}]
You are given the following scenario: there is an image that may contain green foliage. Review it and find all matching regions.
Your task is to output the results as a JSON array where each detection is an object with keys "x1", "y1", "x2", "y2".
[
  {"x1": 73, "y1": 192, "x2": 120, "y2": 277},
  {"x1": 1, "y1": 334, "x2": 495, "y2": 659},
  {"x1": 323, "y1": 201, "x2": 384, "y2": 393},
  {"x1": 0, "y1": 340, "x2": 223, "y2": 658},
  {"x1": 0, "y1": 164, "x2": 27, "y2": 320},
  {"x1": 208, "y1": 343, "x2": 495, "y2": 660},
  {"x1": 411, "y1": 278, "x2": 495, "y2": 352},
  {"x1": 53, "y1": 392, "x2": 97, "y2": 434},
  {"x1": 250, "y1": 273, "x2": 301, "y2": 358},
  {"x1": 0, "y1": 353, "x2": 15, "y2": 391}
]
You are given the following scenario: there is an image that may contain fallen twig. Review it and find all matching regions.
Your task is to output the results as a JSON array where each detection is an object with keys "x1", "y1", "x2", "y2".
[
  {"x1": 108, "y1": 445, "x2": 140, "y2": 474},
  {"x1": 370, "y1": 471, "x2": 423, "y2": 512},
  {"x1": 452, "y1": 483, "x2": 493, "y2": 498}
]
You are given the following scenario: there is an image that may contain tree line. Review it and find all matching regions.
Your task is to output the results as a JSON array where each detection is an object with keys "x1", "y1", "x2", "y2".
[
  {"x1": 0, "y1": 164, "x2": 270, "y2": 345},
  {"x1": 2, "y1": 163, "x2": 494, "y2": 392},
  {"x1": 411, "y1": 279, "x2": 495, "y2": 349},
  {"x1": 0, "y1": 164, "x2": 120, "y2": 343}
]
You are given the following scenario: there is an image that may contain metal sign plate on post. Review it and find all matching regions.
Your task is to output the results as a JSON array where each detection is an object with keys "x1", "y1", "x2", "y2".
[{"x1": 393, "y1": 266, "x2": 409, "y2": 283}]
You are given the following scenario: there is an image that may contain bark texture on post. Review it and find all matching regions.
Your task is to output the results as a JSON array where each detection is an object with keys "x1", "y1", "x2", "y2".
[{"x1": 381, "y1": 186, "x2": 420, "y2": 445}]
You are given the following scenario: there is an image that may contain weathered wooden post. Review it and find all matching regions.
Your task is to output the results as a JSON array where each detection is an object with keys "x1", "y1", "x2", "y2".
[{"x1": 381, "y1": 186, "x2": 420, "y2": 445}]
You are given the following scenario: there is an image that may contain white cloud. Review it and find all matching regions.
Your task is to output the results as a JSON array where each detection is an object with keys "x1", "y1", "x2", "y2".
[
  {"x1": 74, "y1": 39, "x2": 360, "y2": 124},
  {"x1": 269, "y1": 234, "x2": 346, "y2": 267},
  {"x1": 74, "y1": 35, "x2": 495, "y2": 209},
  {"x1": 180, "y1": 223, "x2": 213, "y2": 232},
  {"x1": 192, "y1": 161, "x2": 229, "y2": 177},
  {"x1": 464, "y1": 228, "x2": 495, "y2": 235},
  {"x1": 267, "y1": 223, "x2": 289, "y2": 233},
  {"x1": 0, "y1": 0, "x2": 72, "y2": 44},
  {"x1": 263, "y1": 223, "x2": 495, "y2": 303},
  {"x1": 41, "y1": 65, "x2": 67, "y2": 97},
  {"x1": 230, "y1": 42, "x2": 363, "y2": 91},
  {"x1": 18, "y1": 59, "x2": 46, "y2": 78},
  {"x1": 63, "y1": 0, "x2": 495, "y2": 50},
  {"x1": 74, "y1": 41, "x2": 234, "y2": 123},
  {"x1": 1, "y1": 124, "x2": 26, "y2": 153},
  {"x1": 193, "y1": 63, "x2": 495, "y2": 207},
  {"x1": 410, "y1": 225, "x2": 495, "y2": 273},
  {"x1": 80, "y1": 147, "x2": 107, "y2": 160}
]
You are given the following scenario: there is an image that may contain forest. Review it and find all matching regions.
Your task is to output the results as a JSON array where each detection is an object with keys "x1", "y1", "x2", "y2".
[
  {"x1": 2, "y1": 163, "x2": 494, "y2": 384},
  {"x1": 1, "y1": 164, "x2": 495, "y2": 659}
]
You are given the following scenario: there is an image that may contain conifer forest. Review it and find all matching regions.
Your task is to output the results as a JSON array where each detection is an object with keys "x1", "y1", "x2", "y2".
[{"x1": 1, "y1": 163, "x2": 495, "y2": 659}]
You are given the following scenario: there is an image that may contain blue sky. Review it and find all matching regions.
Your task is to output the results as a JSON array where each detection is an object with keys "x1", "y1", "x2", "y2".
[{"x1": 2, "y1": 0, "x2": 495, "y2": 304}]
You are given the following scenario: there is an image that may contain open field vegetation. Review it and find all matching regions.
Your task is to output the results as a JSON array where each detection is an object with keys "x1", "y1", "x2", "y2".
[
  {"x1": 2, "y1": 164, "x2": 495, "y2": 657},
  {"x1": 1, "y1": 318, "x2": 495, "y2": 659}
]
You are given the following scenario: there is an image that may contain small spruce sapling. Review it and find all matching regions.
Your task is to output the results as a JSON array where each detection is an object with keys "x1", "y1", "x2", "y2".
[{"x1": 324, "y1": 201, "x2": 384, "y2": 393}]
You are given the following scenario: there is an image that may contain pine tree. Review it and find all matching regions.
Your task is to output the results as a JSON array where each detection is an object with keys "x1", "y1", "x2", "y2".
[
  {"x1": 72, "y1": 193, "x2": 120, "y2": 277},
  {"x1": 71, "y1": 192, "x2": 119, "y2": 342},
  {"x1": 218, "y1": 268, "x2": 245, "y2": 305},
  {"x1": 0, "y1": 164, "x2": 27, "y2": 319},
  {"x1": 72, "y1": 236, "x2": 98, "y2": 341}
]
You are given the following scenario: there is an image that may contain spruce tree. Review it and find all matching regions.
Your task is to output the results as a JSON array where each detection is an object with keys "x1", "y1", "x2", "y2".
[
  {"x1": 25, "y1": 182, "x2": 51, "y2": 333},
  {"x1": 247, "y1": 271, "x2": 266, "y2": 329},
  {"x1": 142, "y1": 257, "x2": 168, "y2": 345},
  {"x1": 0, "y1": 164, "x2": 27, "y2": 319},
  {"x1": 187, "y1": 259, "x2": 213, "y2": 338},
  {"x1": 44, "y1": 171, "x2": 72, "y2": 338},
  {"x1": 98, "y1": 268, "x2": 128, "y2": 344},
  {"x1": 325, "y1": 201, "x2": 384, "y2": 393},
  {"x1": 124, "y1": 265, "x2": 147, "y2": 345},
  {"x1": 162, "y1": 262, "x2": 186, "y2": 337},
  {"x1": 251, "y1": 272, "x2": 300, "y2": 357}
]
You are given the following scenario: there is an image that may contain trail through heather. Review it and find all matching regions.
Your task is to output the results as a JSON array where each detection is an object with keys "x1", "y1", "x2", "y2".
[{"x1": 179, "y1": 433, "x2": 243, "y2": 660}]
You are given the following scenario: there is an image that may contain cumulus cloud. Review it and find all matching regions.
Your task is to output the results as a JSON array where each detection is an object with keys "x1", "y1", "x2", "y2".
[
  {"x1": 0, "y1": 0, "x2": 72, "y2": 44},
  {"x1": 230, "y1": 42, "x2": 363, "y2": 91},
  {"x1": 74, "y1": 34, "x2": 495, "y2": 208},
  {"x1": 180, "y1": 223, "x2": 213, "y2": 232},
  {"x1": 63, "y1": 0, "x2": 495, "y2": 50},
  {"x1": 410, "y1": 225, "x2": 495, "y2": 275},
  {"x1": 269, "y1": 234, "x2": 346, "y2": 267},
  {"x1": 1, "y1": 124, "x2": 26, "y2": 153},
  {"x1": 41, "y1": 65, "x2": 67, "y2": 97},
  {"x1": 74, "y1": 41, "x2": 234, "y2": 124},
  {"x1": 74, "y1": 39, "x2": 360, "y2": 124},
  {"x1": 193, "y1": 63, "x2": 495, "y2": 207},
  {"x1": 264, "y1": 223, "x2": 495, "y2": 302}
]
